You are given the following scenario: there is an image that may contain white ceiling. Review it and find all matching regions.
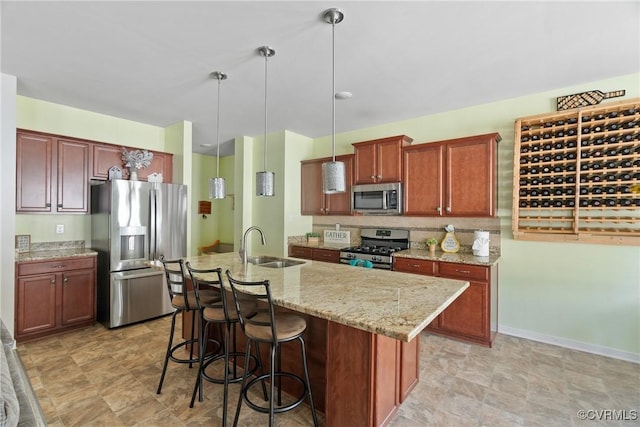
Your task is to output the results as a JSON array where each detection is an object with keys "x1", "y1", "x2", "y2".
[{"x1": 2, "y1": 1, "x2": 639, "y2": 157}]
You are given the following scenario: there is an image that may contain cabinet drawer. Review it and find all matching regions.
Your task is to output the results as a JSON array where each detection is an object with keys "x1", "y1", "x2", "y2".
[
  {"x1": 313, "y1": 248, "x2": 340, "y2": 263},
  {"x1": 438, "y1": 262, "x2": 488, "y2": 282},
  {"x1": 393, "y1": 257, "x2": 436, "y2": 275},
  {"x1": 17, "y1": 256, "x2": 96, "y2": 276},
  {"x1": 289, "y1": 246, "x2": 314, "y2": 260}
]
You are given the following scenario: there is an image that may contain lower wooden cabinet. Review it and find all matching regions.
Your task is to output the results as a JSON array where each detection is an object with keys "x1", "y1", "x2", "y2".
[
  {"x1": 289, "y1": 245, "x2": 340, "y2": 263},
  {"x1": 15, "y1": 255, "x2": 97, "y2": 342},
  {"x1": 393, "y1": 257, "x2": 498, "y2": 347}
]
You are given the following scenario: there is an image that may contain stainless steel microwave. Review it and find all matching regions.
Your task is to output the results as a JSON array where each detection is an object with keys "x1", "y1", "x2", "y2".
[{"x1": 351, "y1": 183, "x2": 402, "y2": 215}]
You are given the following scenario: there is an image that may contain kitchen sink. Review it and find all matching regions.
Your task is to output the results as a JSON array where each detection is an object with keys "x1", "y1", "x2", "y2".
[{"x1": 247, "y1": 256, "x2": 305, "y2": 268}]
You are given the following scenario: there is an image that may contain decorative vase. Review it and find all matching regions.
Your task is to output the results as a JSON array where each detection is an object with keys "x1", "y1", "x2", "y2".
[
  {"x1": 129, "y1": 169, "x2": 138, "y2": 181},
  {"x1": 428, "y1": 244, "x2": 436, "y2": 255}
]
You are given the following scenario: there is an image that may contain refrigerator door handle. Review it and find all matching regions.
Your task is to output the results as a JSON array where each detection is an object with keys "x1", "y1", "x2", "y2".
[{"x1": 149, "y1": 188, "x2": 157, "y2": 260}]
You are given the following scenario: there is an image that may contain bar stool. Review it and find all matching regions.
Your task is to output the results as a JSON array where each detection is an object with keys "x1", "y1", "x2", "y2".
[
  {"x1": 185, "y1": 262, "x2": 266, "y2": 426},
  {"x1": 225, "y1": 270, "x2": 318, "y2": 427},
  {"x1": 156, "y1": 257, "x2": 220, "y2": 394}
]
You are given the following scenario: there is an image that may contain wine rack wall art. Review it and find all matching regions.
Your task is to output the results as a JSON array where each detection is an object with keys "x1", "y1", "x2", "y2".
[{"x1": 512, "y1": 98, "x2": 640, "y2": 246}]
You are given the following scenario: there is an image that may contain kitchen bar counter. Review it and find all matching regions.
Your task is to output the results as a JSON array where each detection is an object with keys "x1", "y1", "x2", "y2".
[
  {"x1": 185, "y1": 252, "x2": 469, "y2": 427},
  {"x1": 186, "y1": 252, "x2": 468, "y2": 342}
]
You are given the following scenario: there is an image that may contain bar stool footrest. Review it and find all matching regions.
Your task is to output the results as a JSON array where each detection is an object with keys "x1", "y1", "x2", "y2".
[
  {"x1": 201, "y1": 351, "x2": 260, "y2": 384},
  {"x1": 169, "y1": 338, "x2": 201, "y2": 365},
  {"x1": 243, "y1": 372, "x2": 307, "y2": 414}
]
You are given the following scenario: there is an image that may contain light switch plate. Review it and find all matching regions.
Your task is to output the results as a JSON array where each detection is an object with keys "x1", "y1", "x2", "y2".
[{"x1": 56, "y1": 224, "x2": 64, "y2": 234}]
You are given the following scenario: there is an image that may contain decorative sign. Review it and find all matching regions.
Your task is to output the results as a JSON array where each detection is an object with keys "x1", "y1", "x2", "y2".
[
  {"x1": 556, "y1": 89, "x2": 625, "y2": 111},
  {"x1": 323, "y1": 230, "x2": 351, "y2": 245}
]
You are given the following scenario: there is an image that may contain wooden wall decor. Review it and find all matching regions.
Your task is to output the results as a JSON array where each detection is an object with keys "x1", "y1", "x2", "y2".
[{"x1": 557, "y1": 89, "x2": 626, "y2": 111}]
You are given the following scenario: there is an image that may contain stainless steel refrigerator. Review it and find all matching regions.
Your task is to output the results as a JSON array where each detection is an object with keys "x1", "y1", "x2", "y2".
[{"x1": 91, "y1": 179, "x2": 187, "y2": 328}]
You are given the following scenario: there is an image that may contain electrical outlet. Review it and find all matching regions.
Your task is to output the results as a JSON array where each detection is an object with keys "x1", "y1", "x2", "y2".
[{"x1": 56, "y1": 224, "x2": 64, "y2": 234}]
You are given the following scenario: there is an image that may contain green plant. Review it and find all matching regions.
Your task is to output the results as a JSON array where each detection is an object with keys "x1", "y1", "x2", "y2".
[{"x1": 426, "y1": 238, "x2": 438, "y2": 246}]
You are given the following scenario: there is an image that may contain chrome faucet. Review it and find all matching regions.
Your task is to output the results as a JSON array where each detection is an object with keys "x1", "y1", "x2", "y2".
[{"x1": 239, "y1": 226, "x2": 267, "y2": 264}]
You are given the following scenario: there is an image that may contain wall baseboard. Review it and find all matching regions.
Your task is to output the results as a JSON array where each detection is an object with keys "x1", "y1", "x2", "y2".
[{"x1": 498, "y1": 325, "x2": 640, "y2": 364}]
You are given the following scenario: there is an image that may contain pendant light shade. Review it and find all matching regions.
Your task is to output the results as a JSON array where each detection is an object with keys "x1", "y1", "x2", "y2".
[
  {"x1": 256, "y1": 46, "x2": 276, "y2": 197},
  {"x1": 210, "y1": 71, "x2": 227, "y2": 200},
  {"x1": 322, "y1": 8, "x2": 346, "y2": 194}
]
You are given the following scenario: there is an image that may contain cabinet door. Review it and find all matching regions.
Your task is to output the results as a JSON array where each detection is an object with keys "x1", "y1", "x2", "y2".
[
  {"x1": 437, "y1": 281, "x2": 488, "y2": 341},
  {"x1": 61, "y1": 269, "x2": 96, "y2": 326},
  {"x1": 16, "y1": 132, "x2": 53, "y2": 212},
  {"x1": 325, "y1": 154, "x2": 353, "y2": 214},
  {"x1": 16, "y1": 274, "x2": 57, "y2": 335},
  {"x1": 91, "y1": 143, "x2": 123, "y2": 180},
  {"x1": 402, "y1": 143, "x2": 444, "y2": 216},
  {"x1": 301, "y1": 160, "x2": 325, "y2": 215},
  {"x1": 57, "y1": 139, "x2": 90, "y2": 213},
  {"x1": 398, "y1": 338, "x2": 419, "y2": 403},
  {"x1": 354, "y1": 143, "x2": 377, "y2": 184},
  {"x1": 445, "y1": 137, "x2": 496, "y2": 216},
  {"x1": 374, "y1": 334, "x2": 399, "y2": 426},
  {"x1": 138, "y1": 151, "x2": 173, "y2": 183},
  {"x1": 376, "y1": 139, "x2": 403, "y2": 183}
]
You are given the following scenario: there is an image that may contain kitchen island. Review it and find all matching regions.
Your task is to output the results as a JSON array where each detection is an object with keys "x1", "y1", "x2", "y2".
[{"x1": 185, "y1": 252, "x2": 469, "y2": 427}]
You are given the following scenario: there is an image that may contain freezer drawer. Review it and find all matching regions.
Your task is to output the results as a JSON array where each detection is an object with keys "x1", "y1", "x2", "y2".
[{"x1": 105, "y1": 268, "x2": 174, "y2": 328}]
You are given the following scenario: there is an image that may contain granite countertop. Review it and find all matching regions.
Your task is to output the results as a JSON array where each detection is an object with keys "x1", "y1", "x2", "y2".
[
  {"x1": 16, "y1": 248, "x2": 97, "y2": 263},
  {"x1": 186, "y1": 252, "x2": 469, "y2": 342},
  {"x1": 393, "y1": 248, "x2": 500, "y2": 266}
]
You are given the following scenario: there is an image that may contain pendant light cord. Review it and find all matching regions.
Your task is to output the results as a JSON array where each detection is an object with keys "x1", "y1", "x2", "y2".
[
  {"x1": 216, "y1": 75, "x2": 221, "y2": 178},
  {"x1": 331, "y1": 18, "x2": 336, "y2": 162},
  {"x1": 263, "y1": 52, "x2": 268, "y2": 171}
]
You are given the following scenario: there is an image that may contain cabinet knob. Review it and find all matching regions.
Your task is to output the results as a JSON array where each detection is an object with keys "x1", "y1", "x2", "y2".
[
  {"x1": 436, "y1": 207, "x2": 442, "y2": 212},
  {"x1": 370, "y1": 175, "x2": 375, "y2": 180},
  {"x1": 377, "y1": 175, "x2": 382, "y2": 179},
  {"x1": 46, "y1": 203, "x2": 51, "y2": 207},
  {"x1": 50, "y1": 279, "x2": 55, "y2": 284},
  {"x1": 63, "y1": 276, "x2": 68, "y2": 283},
  {"x1": 446, "y1": 207, "x2": 451, "y2": 213},
  {"x1": 58, "y1": 204, "x2": 63, "y2": 208}
]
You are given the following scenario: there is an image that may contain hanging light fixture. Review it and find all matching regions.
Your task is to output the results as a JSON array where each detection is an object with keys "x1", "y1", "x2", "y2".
[
  {"x1": 256, "y1": 46, "x2": 276, "y2": 197},
  {"x1": 321, "y1": 7, "x2": 346, "y2": 194},
  {"x1": 209, "y1": 71, "x2": 227, "y2": 199}
]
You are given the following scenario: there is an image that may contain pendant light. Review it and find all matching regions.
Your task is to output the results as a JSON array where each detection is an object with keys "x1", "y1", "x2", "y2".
[
  {"x1": 321, "y1": 7, "x2": 346, "y2": 194},
  {"x1": 256, "y1": 46, "x2": 276, "y2": 197},
  {"x1": 209, "y1": 71, "x2": 227, "y2": 199}
]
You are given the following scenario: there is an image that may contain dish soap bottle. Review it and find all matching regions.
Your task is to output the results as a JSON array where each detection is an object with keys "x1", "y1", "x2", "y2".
[{"x1": 441, "y1": 224, "x2": 460, "y2": 253}]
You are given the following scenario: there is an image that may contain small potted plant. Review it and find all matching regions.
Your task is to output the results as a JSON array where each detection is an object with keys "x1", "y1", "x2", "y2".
[{"x1": 426, "y1": 238, "x2": 438, "y2": 254}]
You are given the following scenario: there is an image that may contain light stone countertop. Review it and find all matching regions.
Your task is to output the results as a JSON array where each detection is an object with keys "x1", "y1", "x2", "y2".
[
  {"x1": 16, "y1": 248, "x2": 97, "y2": 262},
  {"x1": 185, "y1": 252, "x2": 469, "y2": 342},
  {"x1": 393, "y1": 249, "x2": 501, "y2": 266}
]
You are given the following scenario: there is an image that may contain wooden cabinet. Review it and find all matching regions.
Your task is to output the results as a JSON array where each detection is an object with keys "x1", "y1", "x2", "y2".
[
  {"x1": 393, "y1": 258, "x2": 497, "y2": 347},
  {"x1": 403, "y1": 133, "x2": 500, "y2": 217},
  {"x1": 327, "y1": 321, "x2": 419, "y2": 427},
  {"x1": 16, "y1": 131, "x2": 90, "y2": 213},
  {"x1": 91, "y1": 143, "x2": 173, "y2": 182},
  {"x1": 289, "y1": 245, "x2": 340, "y2": 263},
  {"x1": 353, "y1": 135, "x2": 413, "y2": 184},
  {"x1": 15, "y1": 255, "x2": 97, "y2": 342},
  {"x1": 301, "y1": 154, "x2": 353, "y2": 215}
]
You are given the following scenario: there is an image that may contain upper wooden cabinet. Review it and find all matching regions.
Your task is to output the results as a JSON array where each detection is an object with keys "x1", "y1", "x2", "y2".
[
  {"x1": 301, "y1": 154, "x2": 353, "y2": 215},
  {"x1": 16, "y1": 131, "x2": 89, "y2": 213},
  {"x1": 353, "y1": 135, "x2": 413, "y2": 184},
  {"x1": 403, "y1": 133, "x2": 501, "y2": 217},
  {"x1": 91, "y1": 143, "x2": 173, "y2": 182}
]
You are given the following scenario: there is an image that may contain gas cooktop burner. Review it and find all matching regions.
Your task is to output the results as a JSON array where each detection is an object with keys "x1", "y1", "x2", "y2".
[{"x1": 346, "y1": 245, "x2": 404, "y2": 255}]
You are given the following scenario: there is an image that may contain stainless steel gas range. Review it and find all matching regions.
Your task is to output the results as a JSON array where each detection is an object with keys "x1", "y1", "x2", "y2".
[{"x1": 339, "y1": 228, "x2": 409, "y2": 270}]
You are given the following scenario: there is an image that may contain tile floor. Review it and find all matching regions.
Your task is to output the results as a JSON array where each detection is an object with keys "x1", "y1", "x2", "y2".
[{"x1": 17, "y1": 316, "x2": 639, "y2": 426}]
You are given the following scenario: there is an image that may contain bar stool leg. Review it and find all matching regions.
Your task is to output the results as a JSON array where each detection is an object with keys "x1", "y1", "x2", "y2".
[
  {"x1": 157, "y1": 310, "x2": 178, "y2": 394},
  {"x1": 269, "y1": 342, "x2": 276, "y2": 427},
  {"x1": 300, "y1": 336, "x2": 319, "y2": 426}
]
